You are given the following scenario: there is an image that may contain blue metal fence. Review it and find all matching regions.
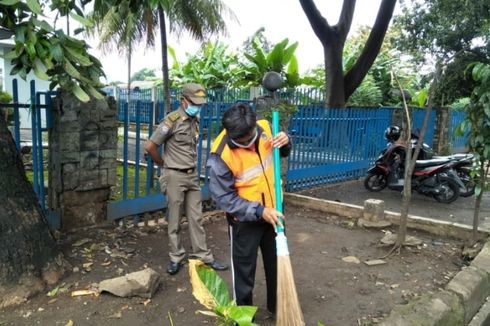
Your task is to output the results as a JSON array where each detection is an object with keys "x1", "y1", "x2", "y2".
[
  {"x1": 13, "y1": 82, "x2": 469, "y2": 222},
  {"x1": 10, "y1": 79, "x2": 59, "y2": 229},
  {"x1": 286, "y1": 106, "x2": 392, "y2": 190},
  {"x1": 449, "y1": 110, "x2": 468, "y2": 152},
  {"x1": 412, "y1": 108, "x2": 437, "y2": 146}
]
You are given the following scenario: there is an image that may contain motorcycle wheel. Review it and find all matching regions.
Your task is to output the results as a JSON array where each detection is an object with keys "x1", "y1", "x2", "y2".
[
  {"x1": 364, "y1": 174, "x2": 388, "y2": 192},
  {"x1": 457, "y1": 170, "x2": 476, "y2": 197},
  {"x1": 433, "y1": 176, "x2": 460, "y2": 203}
]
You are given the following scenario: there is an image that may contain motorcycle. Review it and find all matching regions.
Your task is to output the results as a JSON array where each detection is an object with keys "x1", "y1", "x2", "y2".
[
  {"x1": 364, "y1": 141, "x2": 464, "y2": 203},
  {"x1": 408, "y1": 131, "x2": 475, "y2": 197}
]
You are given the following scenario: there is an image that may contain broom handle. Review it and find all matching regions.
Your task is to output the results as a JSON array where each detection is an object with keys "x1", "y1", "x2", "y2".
[{"x1": 272, "y1": 111, "x2": 285, "y2": 233}]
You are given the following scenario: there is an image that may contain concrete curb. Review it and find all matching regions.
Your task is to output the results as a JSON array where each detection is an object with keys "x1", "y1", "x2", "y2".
[{"x1": 284, "y1": 192, "x2": 490, "y2": 326}]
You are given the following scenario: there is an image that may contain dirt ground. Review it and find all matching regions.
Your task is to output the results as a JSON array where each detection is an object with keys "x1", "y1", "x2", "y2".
[{"x1": 0, "y1": 200, "x2": 468, "y2": 326}]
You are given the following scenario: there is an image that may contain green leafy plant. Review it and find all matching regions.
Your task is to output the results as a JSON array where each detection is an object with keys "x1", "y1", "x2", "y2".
[
  {"x1": 169, "y1": 41, "x2": 245, "y2": 89},
  {"x1": 189, "y1": 259, "x2": 257, "y2": 326},
  {"x1": 0, "y1": 0, "x2": 105, "y2": 102},
  {"x1": 255, "y1": 95, "x2": 298, "y2": 132},
  {"x1": 240, "y1": 37, "x2": 300, "y2": 88},
  {"x1": 0, "y1": 91, "x2": 13, "y2": 125},
  {"x1": 455, "y1": 62, "x2": 490, "y2": 240}
]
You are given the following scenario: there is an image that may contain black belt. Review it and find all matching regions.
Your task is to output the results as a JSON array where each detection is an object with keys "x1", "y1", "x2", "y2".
[{"x1": 167, "y1": 167, "x2": 195, "y2": 174}]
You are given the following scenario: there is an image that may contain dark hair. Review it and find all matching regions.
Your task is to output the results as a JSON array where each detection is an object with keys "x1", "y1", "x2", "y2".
[{"x1": 222, "y1": 103, "x2": 257, "y2": 139}]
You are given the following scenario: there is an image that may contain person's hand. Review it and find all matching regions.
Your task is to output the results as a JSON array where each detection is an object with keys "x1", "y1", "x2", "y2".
[
  {"x1": 271, "y1": 131, "x2": 289, "y2": 148},
  {"x1": 261, "y1": 207, "x2": 284, "y2": 227}
]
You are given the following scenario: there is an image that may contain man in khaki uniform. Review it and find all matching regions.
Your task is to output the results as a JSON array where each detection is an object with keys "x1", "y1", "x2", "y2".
[{"x1": 144, "y1": 83, "x2": 228, "y2": 275}]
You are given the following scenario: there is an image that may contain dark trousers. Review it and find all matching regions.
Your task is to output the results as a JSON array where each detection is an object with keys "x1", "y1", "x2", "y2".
[{"x1": 229, "y1": 220, "x2": 277, "y2": 313}]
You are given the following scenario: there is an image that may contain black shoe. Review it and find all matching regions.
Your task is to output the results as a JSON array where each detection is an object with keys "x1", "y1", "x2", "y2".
[
  {"x1": 167, "y1": 261, "x2": 181, "y2": 275},
  {"x1": 205, "y1": 260, "x2": 228, "y2": 271}
]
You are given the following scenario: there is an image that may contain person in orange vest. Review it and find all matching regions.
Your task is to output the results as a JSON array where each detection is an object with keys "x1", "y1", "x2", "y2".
[{"x1": 207, "y1": 102, "x2": 291, "y2": 319}]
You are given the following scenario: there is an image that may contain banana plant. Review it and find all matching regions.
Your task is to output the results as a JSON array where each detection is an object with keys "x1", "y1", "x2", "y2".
[
  {"x1": 240, "y1": 37, "x2": 301, "y2": 88},
  {"x1": 189, "y1": 259, "x2": 257, "y2": 326},
  {"x1": 169, "y1": 41, "x2": 246, "y2": 89}
]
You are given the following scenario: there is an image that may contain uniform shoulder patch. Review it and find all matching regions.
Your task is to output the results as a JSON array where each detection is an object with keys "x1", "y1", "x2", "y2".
[{"x1": 167, "y1": 112, "x2": 180, "y2": 122}]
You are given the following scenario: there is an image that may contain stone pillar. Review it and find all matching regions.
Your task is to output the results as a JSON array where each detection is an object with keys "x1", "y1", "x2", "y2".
[
  {"x1": 363, "y1": 199, "x2": 385, "y2": 222},
  {"x1": 358, "y1": 199, "x2": 391, "y2": 228},
  {"x1": 48, "y1": 92, "x2": 118, "y2": 230}
]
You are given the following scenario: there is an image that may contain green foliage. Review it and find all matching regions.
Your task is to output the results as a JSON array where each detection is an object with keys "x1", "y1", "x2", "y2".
[
  {"x1": 170, "y1": 41, "x2": 246, "y2": 89},
  {"x1": 433, "y1": 51, "x2": 489, "y2": 106},
  {"x1": 456, "y1": 62, "x2": 490, "y2": 193},
  {"x1": 449, "y1": 97, "x2": 470, "y2": 111},
  {"x1": 240, "y1": 37, "x2": 301, "y2": 88},
  {"x1": 241, "y1": 27, "x2": 272, "y2": 56},
  {"x1": 301, "y1": 65, "x2": 325, "y2": 89},
  {"x1": 301, "y1": 26, "x2": 420, "y2": 106},
  {"x1": 130, "y1": 68, "x2": 156, "y2": 82},
  {"x1": 347, "y1": 74, "x2": 383, "y2": 107},
  {"x1": 0, "y1": 0, "x2": 105, "y2": 102},
  {"x1": 0, "y1": 90, "x2": 12, "y2": 104},
  {"x1": 192, "y1": 263, "x2": 257, "y2": 326},
  {"x1": 394, "y1": 0, "x2": 490, "y2": 61},
  {"x1": 256, "y1": 96, "x2": 298, "y2": 132},
  {"x1": 0, "y1": 90, "x2": 13, "y2": 125},
  {"x1": 394, "y1": 0, "x2": 490, "y2": 106}
]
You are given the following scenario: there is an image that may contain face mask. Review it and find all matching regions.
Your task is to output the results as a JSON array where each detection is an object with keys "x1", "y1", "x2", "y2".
[
  {"x1": 186, "y1": 104, "x2": 201, "y2": 117},
  {"x1": 230, "y1": 129, "x2": 258, "y2": 148}
]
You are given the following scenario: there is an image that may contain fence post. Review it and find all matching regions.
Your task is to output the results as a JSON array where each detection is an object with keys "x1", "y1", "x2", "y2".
[
  {"x1": 151, "y1": 86, "x2": 158, "y2": 123},
  {"x1": 433, "y1": 107, "x2": 450, "y2": 154}
]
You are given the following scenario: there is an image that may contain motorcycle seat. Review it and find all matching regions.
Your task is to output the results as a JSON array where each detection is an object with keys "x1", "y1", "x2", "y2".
[
  {"x1": 415, "y1": 158, "x2": 451, "y2": 168},
  {"x1": 433, "y1": 153, "x2": 474, "y2": 161}
]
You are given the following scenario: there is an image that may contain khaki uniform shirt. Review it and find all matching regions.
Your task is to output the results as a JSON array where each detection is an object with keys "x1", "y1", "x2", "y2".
[{"x1": 149, "y1": 107, "x2": 199, "y2": 169}]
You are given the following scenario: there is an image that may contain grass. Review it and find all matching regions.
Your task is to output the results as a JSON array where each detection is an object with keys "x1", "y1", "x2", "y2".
[
  {"x1": 25, "y1": 164, "x2": 158, "y2": 202},
  {"x1": 111, "y1": 164, "x2": 159, "y2": 202}
]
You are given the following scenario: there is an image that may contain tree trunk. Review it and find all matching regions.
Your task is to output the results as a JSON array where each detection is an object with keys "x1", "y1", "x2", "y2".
[
  {"x1": 300, "y1": 0, "x2": 396, "y2": 108},
  {"x1": 128, "y1": 48, "x2": 132, "y2": 95},
  {"x1": 472, "y1": 161, "x2": 488, "y2": 240},
  {"x1": 0, "y1": 116, "x2": 60, "y2": 286},
  {"x1": 395, "y1": 63, "x2": 440, "y2": 247},
  {"x1": 344, "y1": 0, "x2": 397, "y2": 100},
  {"x1": 324, "y1": 38, "x2": 346, "y2": 107},
  {"x1": 158, "y1": 5, "x2": 172, "y2": 115}
]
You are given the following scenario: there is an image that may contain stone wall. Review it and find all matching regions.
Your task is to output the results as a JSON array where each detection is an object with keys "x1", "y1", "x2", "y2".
[{"x1": 48, "y1": 92, "x2": 118, "y2": 230}]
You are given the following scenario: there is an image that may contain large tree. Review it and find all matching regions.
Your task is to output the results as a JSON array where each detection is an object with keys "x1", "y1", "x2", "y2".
[
  {"x1": 393, "y1": 0, "x2": 490, "y2": 106},
  {"x1": 90, "y1": 0, "x2": 157, "y2": 94},
  {"x1": 0, "y1": 0, "x2": 103, "y2": 297},
  {"x1": 299, "y1": 0, "x2": 397, "y2": 107},
  {"x1": 92, "y1": 0, "x2": 234, "y2": 113}
]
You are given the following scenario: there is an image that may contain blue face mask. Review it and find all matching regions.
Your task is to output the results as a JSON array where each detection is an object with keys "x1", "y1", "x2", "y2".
[{"x1": 185, "y1": 104, "x2": 201, "y2": 117}]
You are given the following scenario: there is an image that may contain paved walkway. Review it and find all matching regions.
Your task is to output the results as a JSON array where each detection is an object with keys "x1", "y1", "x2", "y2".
[{"x1": 298, "y1": 179, "x2": 490, "y2": 226}]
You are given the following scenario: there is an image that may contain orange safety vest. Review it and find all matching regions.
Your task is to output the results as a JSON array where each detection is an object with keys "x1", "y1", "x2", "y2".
[{"x1": 211, "y1": 119, "x2": 276, "y2": 209}]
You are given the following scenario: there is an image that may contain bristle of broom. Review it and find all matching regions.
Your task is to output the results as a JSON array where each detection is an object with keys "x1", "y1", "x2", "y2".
[{"x1": 276, "y1": 255, "x2": 305, "y2": 326}]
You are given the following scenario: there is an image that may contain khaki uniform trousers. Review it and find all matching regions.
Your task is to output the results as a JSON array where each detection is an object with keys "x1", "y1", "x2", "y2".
[{"x1": 161, "y1": 168, "x2": 214, "y2": 264}]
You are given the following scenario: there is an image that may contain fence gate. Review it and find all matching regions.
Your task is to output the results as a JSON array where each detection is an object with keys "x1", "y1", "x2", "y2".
[
  {"x1": 9, "y1": 79, "x2": 59, "y2": 229},
  {"x1": 286, "y1": 107, "x2": 393, "y2": 191}
]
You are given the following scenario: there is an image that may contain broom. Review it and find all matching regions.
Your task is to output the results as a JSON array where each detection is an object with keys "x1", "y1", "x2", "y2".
[{"x1": 272, "y1": 111, "x2": 305, "y2": 326}]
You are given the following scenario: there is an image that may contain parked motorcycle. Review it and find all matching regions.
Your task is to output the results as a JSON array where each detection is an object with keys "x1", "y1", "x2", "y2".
[
  {"x1": 374, "y1": 126, "x2": 475, "y2": 197},
  {"x1": 364, "y1": 143, "x2": 464, "y2": 203},
  {"x1": 364, "y1": 126, "x2": 468, "y2": 203}
]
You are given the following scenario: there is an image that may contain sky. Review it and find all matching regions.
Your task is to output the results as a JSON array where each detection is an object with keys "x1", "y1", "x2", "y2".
[{"x1": 89, "y1": 0, "x2": 400, "y2": 83}]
